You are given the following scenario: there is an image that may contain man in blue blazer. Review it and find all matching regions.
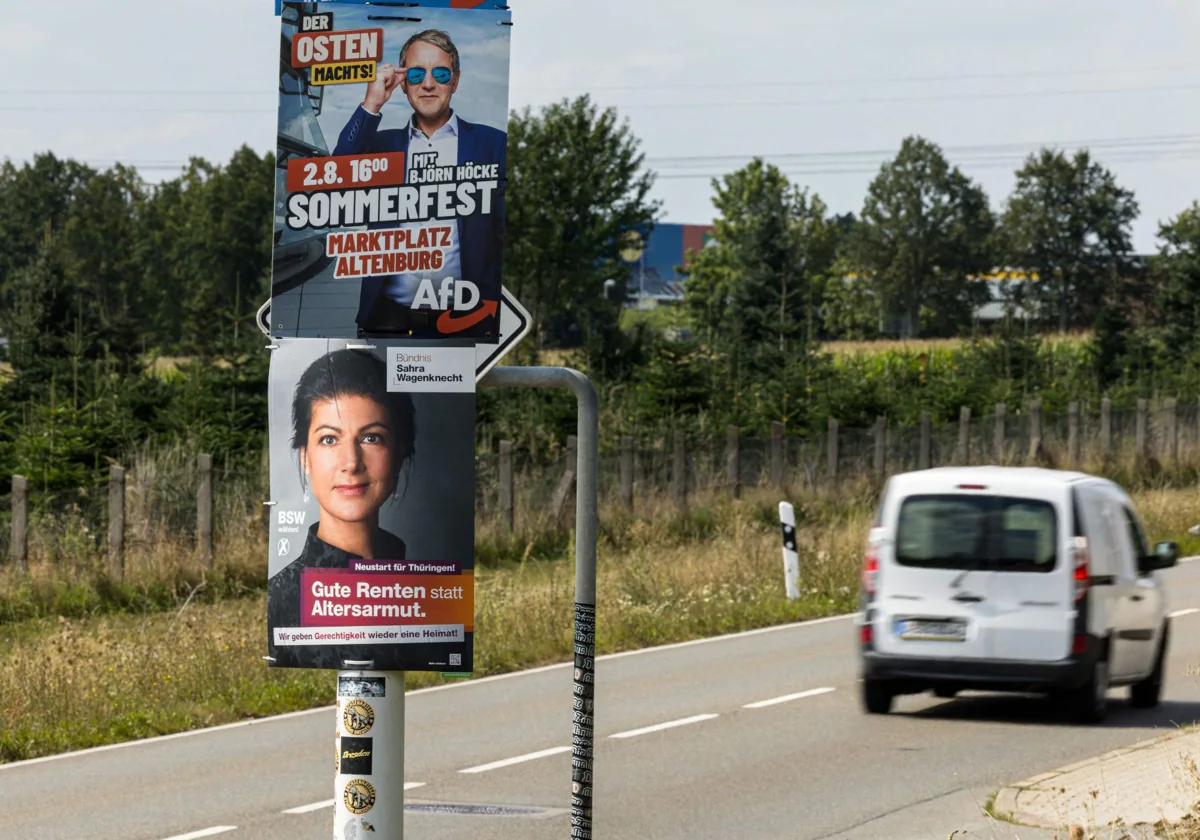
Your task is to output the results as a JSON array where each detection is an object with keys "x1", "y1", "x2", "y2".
[{"x1": 332, "y1": 28, "x2": 506, "y2": 339}]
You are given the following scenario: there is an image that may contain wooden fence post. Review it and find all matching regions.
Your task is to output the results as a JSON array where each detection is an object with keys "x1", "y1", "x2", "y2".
[
  {"x1": 770, "y1": 421, "x2": 785, "y2": 489},
  {"x1": 873, "y1": 416, "x2": 886, "y2": 478},
  {"x1": 620, "y1": 436, "x2": 635, "y2": 511},
  {"x1": 1100, "y1": 396, "x2": 1112, "y2": 461},
  {"x1": 498, "y1": 440, "x2": 514, "y2": 532},
  {"x1": 673, "y1": 430, "x2": 687, "y2": 511},
  {"x1": 919, "y1": 412, "x2": 932, "y2": 470},
  {"x1": 725, "y1": 425, "x2": 740, "y2": 500},
  {"x1": 108, "y1": 465, "x2": 125, "y2": 579},
  {"x1": 957, "y1": 407, "x2": 971, "y2": 464},
  {"x1": 994, "y1": 403, "x2": 1006, "y2": 465},
  {"x1": 197, "y1": 454, "x2": 213, "y2": 567},
  {"x1": 827, "y1": 417, "x2": 839, "y2": 484},
  {"x1": 1028, "y1": 399, "x2": 1044, "y2": 464},
  {"x1": 549, "y1": 435, "x2": 577, "y2": 522},
  {"x1": 9, "y1": 475, "x2": 28, "y2": 572},
  {"x1": 1136, "y1": 399, "x2": 1148, "y2": 466},
  {"x1": 1163, "y1": 397, "x2": 1178, "y2": 466},
  {"x1": 1068, "y1": 401, "x2": 1080, "y2": 468}
]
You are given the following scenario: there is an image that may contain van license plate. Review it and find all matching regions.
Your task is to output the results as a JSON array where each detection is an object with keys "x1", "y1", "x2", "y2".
[{"x1": 895, "y1": 619, "x2": 966, "y2": 641}]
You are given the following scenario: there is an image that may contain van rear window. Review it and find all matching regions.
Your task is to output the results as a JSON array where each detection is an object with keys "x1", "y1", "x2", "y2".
[{"x1": 895, "y1": 494, "x2": 1058, "y2": 573}]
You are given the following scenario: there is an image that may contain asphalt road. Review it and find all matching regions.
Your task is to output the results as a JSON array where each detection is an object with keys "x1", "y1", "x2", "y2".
[{"x1": 3, "y1": 559, "x2": 1199, "y2": 840}]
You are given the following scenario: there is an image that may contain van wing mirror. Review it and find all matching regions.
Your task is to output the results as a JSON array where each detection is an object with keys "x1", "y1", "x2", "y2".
[{"x1": 1146, "y1": 541, "x2": 1179, "y2": 571}]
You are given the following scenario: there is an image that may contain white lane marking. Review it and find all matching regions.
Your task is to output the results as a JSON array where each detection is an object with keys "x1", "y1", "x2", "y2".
[
  {"x1": 405, "y1": 781, "x2": 426, "y2": 790},
  {"x1": 160, "y1": 828, "x2": 237, "y2": 840},
  {"x1": 743, "y1": 686, "x2": 837, "y2": 709},
  {"x1": 1181, "y1": 556, "x2": 1198, "y2": 564},
  {"x1": 283, "y1": 800, "x2": 334, "y2": 815},
  {"x1": 610, "y1": 714, "x2": 719, "y2": 740},
  {"x1": 1170, "y1": 608, "x2": 1199, "y2": 619},
  {"x1": 0, "y1": 611, "x2": 861, "y2": 771},
  {"x1": 459, "y1": 745, "x2": 572, "y2": 774}
]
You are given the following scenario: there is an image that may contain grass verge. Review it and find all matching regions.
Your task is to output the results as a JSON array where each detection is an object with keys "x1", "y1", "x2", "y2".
[
  {"x1": 0, "y1": 488, "x2": 862, "y2": 762},
  {"x1": 2, "y1": 482, "x2": 1198, "y2": 765}
]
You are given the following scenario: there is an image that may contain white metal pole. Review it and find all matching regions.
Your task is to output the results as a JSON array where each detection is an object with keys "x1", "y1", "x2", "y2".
[
  {"x1": 334, "y1": 670, "x2": 405, "y2": 839},
  {"x1": 778, "y1": 502, "x2": 800, "y2": 600}
]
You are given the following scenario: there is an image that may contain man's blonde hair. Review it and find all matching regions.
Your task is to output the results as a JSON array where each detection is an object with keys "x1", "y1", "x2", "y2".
[{"x1": 400, "y1": 29, "x2": 460, "y2": 75}]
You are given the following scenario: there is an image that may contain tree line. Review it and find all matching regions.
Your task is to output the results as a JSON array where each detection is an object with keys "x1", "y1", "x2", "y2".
[{"x1": 2, "y1": 95, "x2": 1200, "y2": 492}]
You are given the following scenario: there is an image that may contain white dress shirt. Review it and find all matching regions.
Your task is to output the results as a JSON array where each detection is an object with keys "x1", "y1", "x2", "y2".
[{"x1": 383, "y1": 112, "x2": 463, "y2": 307}]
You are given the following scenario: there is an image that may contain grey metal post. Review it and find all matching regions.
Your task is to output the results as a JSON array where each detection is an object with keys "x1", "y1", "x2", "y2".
[
  {"x1": 10, "y1": 475, "x2": 28, "y2": 571},
  {"x1": 725, "y1": 425, "x2": 740, "y2": 500},
  {"x1": 957, "y1": 406, "x2": 971, "y2": 464},
  {"x1": 826, "y1": 417, "x2": 839, "y2": 484},
  {"x1": 499, "y1": 440, "x2": 514, "y2": 533},
  {"x1": 197, "y1": 453, "x2": 214, "y2": 567},
  {"x1": 108, "y1": 465, "x2": 125, "y2": 580},
  {"x1": 480, "y1": 366, "x2": 598, "y2": 839},
  {"x1": 620, "y1": 436, "x2": 634, "y2": 512}
]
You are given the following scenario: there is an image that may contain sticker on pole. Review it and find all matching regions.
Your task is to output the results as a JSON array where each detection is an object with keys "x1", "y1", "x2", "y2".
[
  {"x1": 265, "y1": 337, "x2": 475, "y2": 672},
  {"x1": 271, "y1": 1, "x2": 512, "y2": 341}
]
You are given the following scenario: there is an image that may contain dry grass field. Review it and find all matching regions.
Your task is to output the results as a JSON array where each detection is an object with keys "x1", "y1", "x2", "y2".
[{"x1": 3, "y1": 480, "x2": 1199, "y2": 764}]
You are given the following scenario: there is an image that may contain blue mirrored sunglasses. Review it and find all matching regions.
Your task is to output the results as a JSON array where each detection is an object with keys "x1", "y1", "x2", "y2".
[{"x1": 405, "y1": 66, "x2": 453, "y2": 85}]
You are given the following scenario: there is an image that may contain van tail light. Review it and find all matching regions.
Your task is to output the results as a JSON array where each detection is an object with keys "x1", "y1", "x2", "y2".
[
  {"x1": 860, "y1": 623, "x2": 873, "y2": 646},
  {"x1": 1071, "y1": 536, "x2": 1090, "y2": 602},
  {"x1": 1072, "y1": 634, "x2": 1087, "y2": 655},
  {"x1": 862, "y1": 527, "x2": 884, "y2": 597}
]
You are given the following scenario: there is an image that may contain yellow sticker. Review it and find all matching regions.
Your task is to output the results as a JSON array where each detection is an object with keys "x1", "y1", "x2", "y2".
[
  {"x1": 310, "y1": 60, "x2": 377, "y2": 86},
  {"x1": 343, "y1": 778, "x2": 376, "y2": 815},
  {"x1": 343, "y1": 699, "x2": 375, "y2": 736}
]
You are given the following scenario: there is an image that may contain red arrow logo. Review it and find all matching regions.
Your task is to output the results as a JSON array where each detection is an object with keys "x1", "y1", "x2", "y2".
[{"x1": 437, "y1": 299, "x2": 499, "y2": 334}]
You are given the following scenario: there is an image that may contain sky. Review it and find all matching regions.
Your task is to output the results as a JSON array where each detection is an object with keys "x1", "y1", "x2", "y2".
[{"x1": 2, "y1": 0, "x2": 1199, "y2": 253}]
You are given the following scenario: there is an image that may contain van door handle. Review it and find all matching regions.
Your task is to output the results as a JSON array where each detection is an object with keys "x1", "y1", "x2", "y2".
[
  {"x1": 1130, "y1": 593, "x2": 1144, "y2": 602},
  {"x1": 952, "y1": 593, "x2": 984, "y2": 603}
]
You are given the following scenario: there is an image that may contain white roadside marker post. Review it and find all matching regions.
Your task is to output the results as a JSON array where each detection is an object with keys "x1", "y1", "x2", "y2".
[
  {"x1": 779, "y1": 502, "x2": 800, "y2": 600},
  {"x1": 334, "y1": 670, "x2": 404, "y2": 840}
]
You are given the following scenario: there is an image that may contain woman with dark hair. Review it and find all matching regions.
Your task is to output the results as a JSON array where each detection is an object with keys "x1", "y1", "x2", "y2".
[{"x1": 267, "y1": 347, "x2": 417, "y2": 668}]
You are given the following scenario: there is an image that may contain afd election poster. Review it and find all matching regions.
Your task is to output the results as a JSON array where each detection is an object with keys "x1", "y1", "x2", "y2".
[
  {"x1": 265, "y1": 337, "x2": 476, "y2": 672},
  {"x1": 272, "y1": 2, "x2": 511, "y2": 342}
]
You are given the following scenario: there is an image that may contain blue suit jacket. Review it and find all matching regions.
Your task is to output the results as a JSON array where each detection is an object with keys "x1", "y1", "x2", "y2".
[{"x1": 332, "y1": 105, "x2": 507, "y2": 329}]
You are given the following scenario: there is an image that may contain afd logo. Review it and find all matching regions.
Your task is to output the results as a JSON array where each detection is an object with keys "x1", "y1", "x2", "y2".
[
  {"x1": 278, "y1": 511, "x2": 308, "y2": 526},
  {"x1": 411, "y1": 277, "x2": 479, "y2": 311}
]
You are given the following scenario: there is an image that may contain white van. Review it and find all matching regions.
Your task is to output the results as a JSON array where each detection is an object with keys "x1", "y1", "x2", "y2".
[{"x1": 856, "y1": 466, "x2": 1179, "y2": 722}]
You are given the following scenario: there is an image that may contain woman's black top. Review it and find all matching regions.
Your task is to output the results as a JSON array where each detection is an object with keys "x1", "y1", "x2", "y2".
[{"x1": 266, "y1": 521, "x2": 407, "y2": 669}]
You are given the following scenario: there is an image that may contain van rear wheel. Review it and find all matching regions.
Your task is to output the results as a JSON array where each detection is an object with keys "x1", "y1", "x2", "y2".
[
  {"x1": 1130, "y1": 622, "x2": 1168, "y2": 709},
  {"x1": 1064, "y1": 656, "x2": 1109, "y2": 724},
  {"x1": 862, "y1": 678, "x2": 894, "y2": 714}
]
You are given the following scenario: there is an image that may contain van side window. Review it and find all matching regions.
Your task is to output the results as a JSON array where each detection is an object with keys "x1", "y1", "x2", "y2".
[{"x1": 1121, "y1": 506, "x2": 1149, "y2": 562}]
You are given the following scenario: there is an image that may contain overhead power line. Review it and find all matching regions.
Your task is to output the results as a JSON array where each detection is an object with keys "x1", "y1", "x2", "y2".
[
  {"x1": 2, "y1": 79, "x2": 1199, "y2": 116},
  {"x1": 644, "y1": 133, "x2": 1200, "y2": 168},
  {"x1": 6, "y1": 63, "x2": 1192, "y2": 97},
  {"x1": 72, "y1": 131, "x2": 1200, "y2": 178},
  {"x1": 654, "y1": 147, "x2": 1200, "y2": 181}
]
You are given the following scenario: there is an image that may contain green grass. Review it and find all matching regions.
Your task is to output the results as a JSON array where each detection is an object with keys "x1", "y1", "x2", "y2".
[{"x1": 4, "y1": 479, "x2": 1200, "y2": 764}]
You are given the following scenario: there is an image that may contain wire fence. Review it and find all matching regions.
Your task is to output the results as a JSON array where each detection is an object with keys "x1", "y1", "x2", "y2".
[{"x1": 3, "y1": 396, "x2": 1198, "y2": 572}]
